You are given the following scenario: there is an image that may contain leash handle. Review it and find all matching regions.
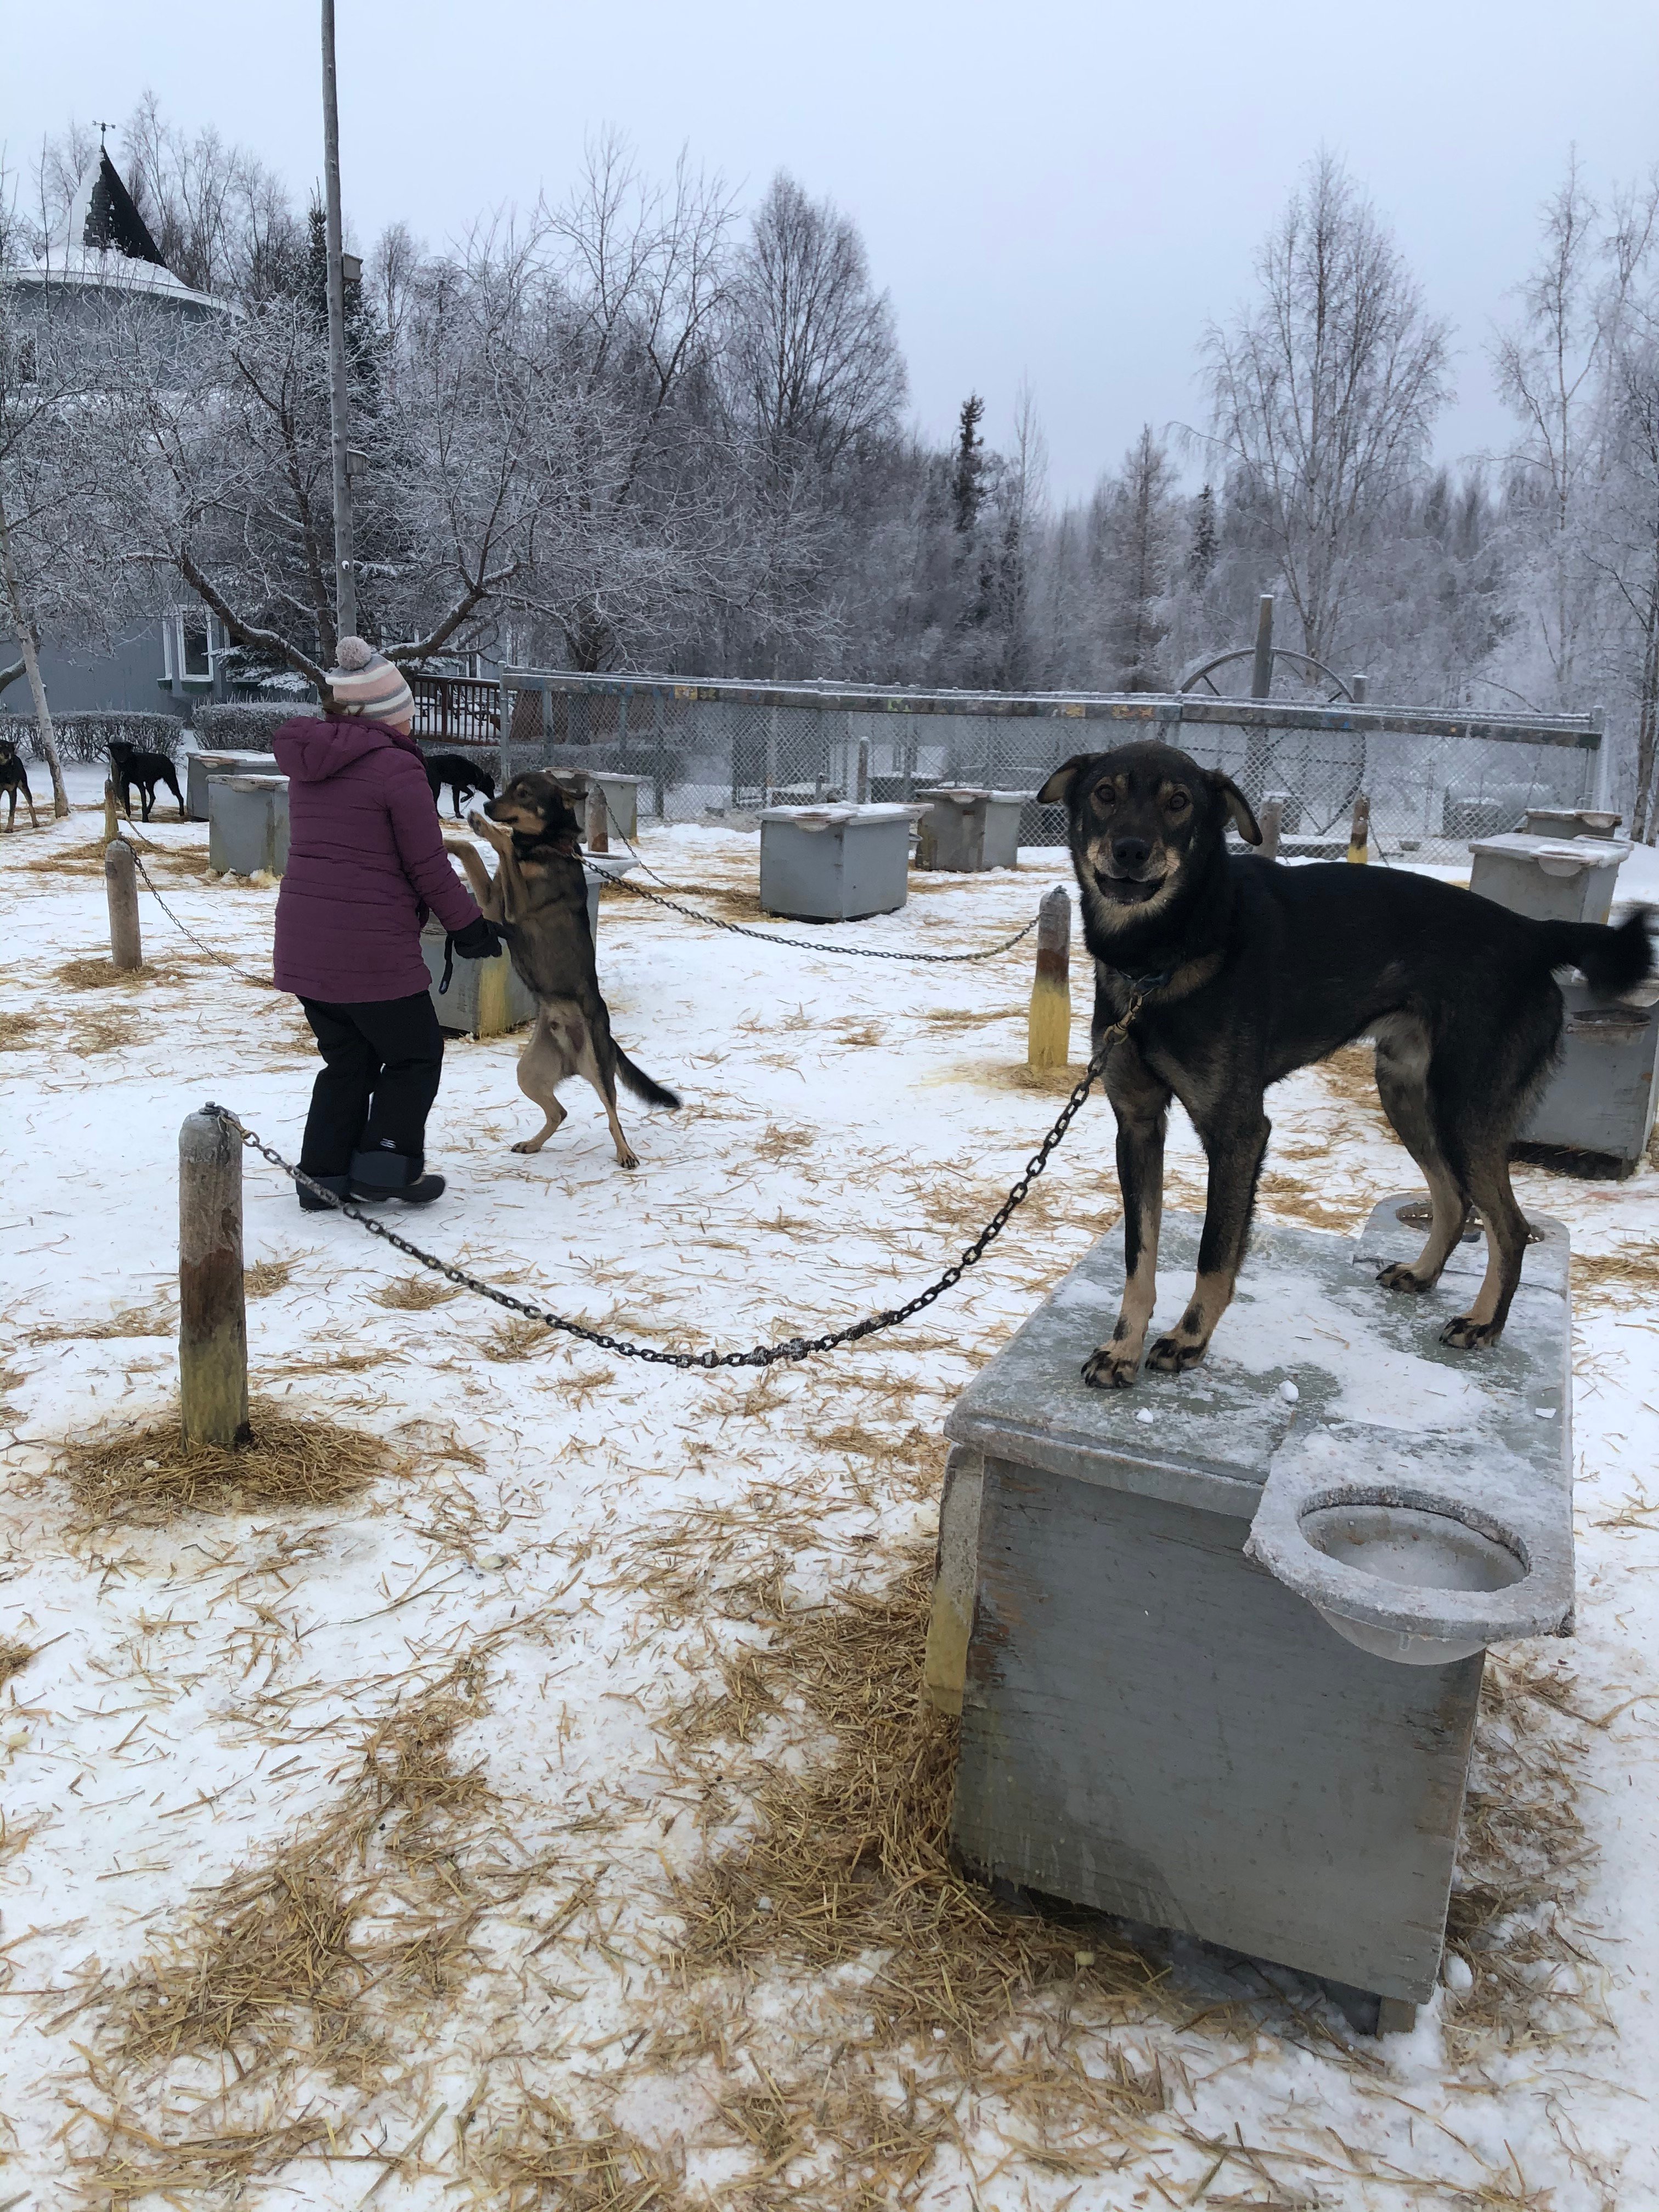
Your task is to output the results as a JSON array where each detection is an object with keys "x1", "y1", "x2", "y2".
[{"x1": 439, "y1": 936, "x2": 455, "y2": 995}]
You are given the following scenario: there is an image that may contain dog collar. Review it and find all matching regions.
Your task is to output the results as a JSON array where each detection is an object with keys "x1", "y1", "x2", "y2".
[{"x1": 1104, "y1": 966, "x2": 1172, "y2": 993}]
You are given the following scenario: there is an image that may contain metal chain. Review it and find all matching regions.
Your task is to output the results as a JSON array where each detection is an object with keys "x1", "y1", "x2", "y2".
[
  {"x1": 586, "y1": 856, "x2": 1042, "y2": 964},
  {"x1": 204, "y1": 1002, "x2": 1132, "y2": 1373},
  {"x1": 119, "y1": 832, "x2": 278, "y2": 990}
]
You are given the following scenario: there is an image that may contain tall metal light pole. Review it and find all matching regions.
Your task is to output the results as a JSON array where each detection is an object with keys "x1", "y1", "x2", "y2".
[{"x1": 320, "y1": 0, "x2": 356, "y2": 645}]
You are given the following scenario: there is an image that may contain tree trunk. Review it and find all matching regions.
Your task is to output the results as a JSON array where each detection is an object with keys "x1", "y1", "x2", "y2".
[{"x1": 0, "y1": 489, "x2": 69, "y2": 818}]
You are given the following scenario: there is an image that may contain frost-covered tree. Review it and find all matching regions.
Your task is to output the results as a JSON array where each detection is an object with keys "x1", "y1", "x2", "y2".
[{"x1": 1199, "y1": 151, "x2": 1452, "y2": 672}]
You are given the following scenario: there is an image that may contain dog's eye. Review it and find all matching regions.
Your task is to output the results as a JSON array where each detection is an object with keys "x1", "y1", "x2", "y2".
[
  {"x1": 1164, "y1": 789, "x2": 1191, "y2": 815},
  {"x1": 1087, "y1": 783, "x2": 1116, "y2": 816}
]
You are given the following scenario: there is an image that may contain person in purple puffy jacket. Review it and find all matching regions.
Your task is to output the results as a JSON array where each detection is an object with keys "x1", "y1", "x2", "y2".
[{"x1": 272, "y1": 639, "x2": 501, "y2": 1210}]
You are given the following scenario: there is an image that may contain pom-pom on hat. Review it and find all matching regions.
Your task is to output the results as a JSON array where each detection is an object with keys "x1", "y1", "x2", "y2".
[{"x1": 326, "y1": 636, "x2": 414, "y2": 724}]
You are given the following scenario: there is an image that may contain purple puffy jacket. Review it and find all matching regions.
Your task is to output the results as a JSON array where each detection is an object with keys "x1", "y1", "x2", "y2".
[{"x1": 271, "y1": 718, "x2": 482, "y2": 1004}]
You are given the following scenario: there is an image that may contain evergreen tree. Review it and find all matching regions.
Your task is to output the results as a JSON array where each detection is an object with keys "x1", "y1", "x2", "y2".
[{"x1": 951, "y1": 394, "x2": 985, "y2": 535}]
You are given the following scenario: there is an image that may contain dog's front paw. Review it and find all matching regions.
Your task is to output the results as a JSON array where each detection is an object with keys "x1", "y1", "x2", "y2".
[
  {"x1": 510, "y1": 1138, "x2": 540, "y2": 1155},
  {"x1": 1440, "y1": 1315, "x2": 1501, "y2": 1351},
  {"x1": 466, "y1": 809, "x2": 490, "y2": 834},
  {"x1": 615, "y1": 1149, "x2": 639, "y2": 1171},
  {"x1": 1377, "y1": 1261, "x2": 1431, "y2": 1294},
  {"x1": 1146, "y1": 1333, "x2": 1206, "y2": 1374},
  {"x1": 1082, "y1": 1346, "x2": 1140, "y2": 1391}
]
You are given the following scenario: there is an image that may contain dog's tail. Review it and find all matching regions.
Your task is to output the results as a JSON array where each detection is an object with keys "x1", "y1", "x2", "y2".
[
  {"x1": 1534, "y1": 909, "x2": 1654, "y2": 998},
  {"x1": 614, "y1": 1046, "x2": 680, "y2": 1110}
]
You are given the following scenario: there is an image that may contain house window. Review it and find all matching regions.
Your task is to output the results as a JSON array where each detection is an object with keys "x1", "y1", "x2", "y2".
[{"x1": 162, "y1": 608, "x2": 226, "y2": 686}]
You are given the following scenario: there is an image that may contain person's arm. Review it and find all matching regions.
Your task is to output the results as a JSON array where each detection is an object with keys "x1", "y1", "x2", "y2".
[{"x1": 383, "y1": 749, "x2": 483, "y2": 934}]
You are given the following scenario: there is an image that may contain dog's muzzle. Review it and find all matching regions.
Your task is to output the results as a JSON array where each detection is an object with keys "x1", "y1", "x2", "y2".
[{"x1": 1092, "y1": 864, "x2": 1167, "y2": 906}]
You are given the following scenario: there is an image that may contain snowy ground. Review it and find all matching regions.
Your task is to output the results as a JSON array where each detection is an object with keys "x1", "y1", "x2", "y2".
[{"x1": 1, "y1": 768, "x2": 1657, "y2": 2209}]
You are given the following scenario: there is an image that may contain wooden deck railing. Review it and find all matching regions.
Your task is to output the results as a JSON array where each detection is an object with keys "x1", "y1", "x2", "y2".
[{"x1": 411, "y1": 673, "x2": 500, "y2": 742}]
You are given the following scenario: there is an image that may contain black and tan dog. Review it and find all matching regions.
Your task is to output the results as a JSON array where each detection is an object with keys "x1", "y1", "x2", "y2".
[
  {"x1": 0, "y1": 737, "x2": 39, "y2": 831},
  {"x1": 1039, "y1": 741, "x2": 1652, "y2": 1389},
  {"x1": 447, "y1": 770, "x2": 679, "y2": 1167},
  {"x1": 109, "y1": 739, "x2": 185, "y2": 823},
  {"x1": 425, "y1": 750, "x2": 495, "y2": 819}
]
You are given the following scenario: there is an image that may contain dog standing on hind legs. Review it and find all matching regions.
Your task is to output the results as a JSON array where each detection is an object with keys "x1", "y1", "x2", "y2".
[
  {"x1": 1039, "y1": 741, "x2": 1653, "y2": 1387},
  {"x1": 445, "y1": 771, "x2": 679, "y2": 1168}
]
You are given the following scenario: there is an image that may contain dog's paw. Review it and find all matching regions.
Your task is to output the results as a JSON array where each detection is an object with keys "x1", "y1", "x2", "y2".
[
  {"x1": 1377, "y1": 1261, "x2": 1432, "y2": 1294},
  {"x1": 1440, "y1": 1315, "x2": 1501, "y2": 1351},
  {"x1": 510, "y1": 1139, "x2": 541, "y2": 1155},
  {"x1": 615, "y1": 1149, "x2": 639, "y2": 1171},
  {"x1": 1146, "y1": 1333, "x2": 1206, "y2": 1374},
  {"x1": 466, "y1": 809, "x2": 490, "y2": 834},
  {"x1": 1082, "y1": 1347, "x2": 1139, "y2": 1390}
]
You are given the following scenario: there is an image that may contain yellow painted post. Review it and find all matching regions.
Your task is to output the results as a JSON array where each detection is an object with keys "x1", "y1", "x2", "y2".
[
  {"x1": 1347, "y1": 793, "x2": 1371, "y2": 865},
  {"x1": 475, "y1": 949, "x2": 512, "y2": 1037},
  {"x1": 1027, "y1": 885, "x2": 1072, "y2": 1070}
]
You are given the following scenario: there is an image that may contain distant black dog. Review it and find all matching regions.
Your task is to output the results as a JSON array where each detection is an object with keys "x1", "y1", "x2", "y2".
[
  {"x1": 108, "y1": 739, "x2": 184, "y2": 823},
  {"x1": 0, "y1": 737, "x2": 39, "y2": 831},
  {"x1": 424, "y1": 751, "x2": 495, "y2": 819},
  {"x1": 1039, "y1": 741, "x2": 1653, "y2": 1387}
]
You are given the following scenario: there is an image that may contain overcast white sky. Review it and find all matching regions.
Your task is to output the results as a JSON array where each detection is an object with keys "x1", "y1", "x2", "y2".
[{"x1": 5, "y1": 0, "x2": 1657, "y2": 499}]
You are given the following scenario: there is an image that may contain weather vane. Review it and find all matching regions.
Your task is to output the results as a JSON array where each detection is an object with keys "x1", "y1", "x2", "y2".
[{"x1": 94, "y1": 120, "x2": 115, "y2": 148}]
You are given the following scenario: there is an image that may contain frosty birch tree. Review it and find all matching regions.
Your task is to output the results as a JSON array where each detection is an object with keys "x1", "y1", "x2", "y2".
[
  {"x1": 1199, "y1": 152, "x2": 1451, "y2": 670},
  {"x1": 1493, "y1": 161, "x2": 1657, "y2": 710},
  {"x1": 729, "y1": 172, "x2": 907, "y2": 479}
]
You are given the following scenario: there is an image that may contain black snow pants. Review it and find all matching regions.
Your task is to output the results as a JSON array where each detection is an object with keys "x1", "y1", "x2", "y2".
[{"x1": 298, "y1": 992, "x2": 444, "y2": 1175}]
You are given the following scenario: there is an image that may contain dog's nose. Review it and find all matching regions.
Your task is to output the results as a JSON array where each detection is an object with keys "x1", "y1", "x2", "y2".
[{"x1": 1111, "y1": 836, "x2": 1153, "y2": 875}]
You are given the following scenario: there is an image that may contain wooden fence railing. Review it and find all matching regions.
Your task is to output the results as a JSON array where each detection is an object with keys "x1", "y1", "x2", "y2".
[{"x1": 411, "y1": 674, "x2": 500, "y2": 742}]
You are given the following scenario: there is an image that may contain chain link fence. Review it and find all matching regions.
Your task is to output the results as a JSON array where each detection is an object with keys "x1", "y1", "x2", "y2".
[{"x1": 436, "y1": 674, "x2": 1605, "y2": 862}]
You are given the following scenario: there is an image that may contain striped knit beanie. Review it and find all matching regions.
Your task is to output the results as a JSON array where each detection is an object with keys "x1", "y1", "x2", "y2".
[{"x1": 327, "y1": 637, "x2": 414, "y2": 723}]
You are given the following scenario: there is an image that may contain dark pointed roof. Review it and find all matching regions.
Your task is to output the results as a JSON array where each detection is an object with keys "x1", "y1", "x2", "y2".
[{"x1": 81, "y1": 150, "x2": 166, "y2": 267}]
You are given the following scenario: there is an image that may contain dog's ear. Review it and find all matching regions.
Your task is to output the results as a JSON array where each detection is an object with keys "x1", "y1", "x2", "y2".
[
  {"x1": 1209, "y1": 771, "x2": 1261, "y2": 846},
  {"x1": 1037, "y1": 755, "x2": 1094, "y2": 807}
]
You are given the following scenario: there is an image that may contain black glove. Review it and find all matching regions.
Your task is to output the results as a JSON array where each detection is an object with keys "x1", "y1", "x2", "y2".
[{"x1": 451, "y1": 916, "x2": 506, "y2": 961}]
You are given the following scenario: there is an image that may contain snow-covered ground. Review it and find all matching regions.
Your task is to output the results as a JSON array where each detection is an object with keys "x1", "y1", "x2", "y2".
[{"x1": 1, "y1": 766, "x2": 1656, "y2": 2209}]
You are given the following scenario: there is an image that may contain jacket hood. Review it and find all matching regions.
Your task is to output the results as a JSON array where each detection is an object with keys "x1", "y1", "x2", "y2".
[{"x1": 273, "y1": 716, "x2": 420, "y2": 783}]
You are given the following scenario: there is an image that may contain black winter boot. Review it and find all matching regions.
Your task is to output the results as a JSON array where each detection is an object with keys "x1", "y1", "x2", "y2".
[
  {"x1": 349, "y1": 1147, "x2": 446, "y2": 1206},
  {"x1": 298, "y1": 1172, "x2": 352, "y2": 1214}
]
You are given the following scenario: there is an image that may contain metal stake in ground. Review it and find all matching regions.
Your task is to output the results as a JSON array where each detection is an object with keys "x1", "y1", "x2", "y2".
[
  {"x1": 179, "y1": 1110, "x2": 250, "y2": 1446},
  {"x1": 1027, "y1": 886, "x2": 1072, "y2": 1070},
  {"x1": 105, "y1": 838, "x2": 142, "y2": 971}
]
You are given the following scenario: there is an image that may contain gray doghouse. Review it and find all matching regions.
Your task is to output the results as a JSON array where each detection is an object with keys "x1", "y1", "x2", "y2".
[
  {"x1": 759, "y1": 803, "x2": 916, "y2": 921},
  {"x1": 1523, "y1": 808, "x2": 1622, "y2": 840},
  {"x1": 1521, "y1": 975, "x2": 1659, "y2": 1171},
  {"x1": 188, "y1": 751, "x2": 280, "y2": 822},
  {"x1": 916, "y1": 787, "x2": 1028, "y2": 872},
  {"x1": 932, "y1": 1200, "x2": 1572, "y2": 2023},
  {"x1": 208, "y1": 775, "x2": 289, "y2": 876},
  {"x1": 1469, "y1": 830, "x2": 1657, "y2": 1169},
  {"x1": 1469, "y1": 832, "x2": 1630, "y2": 927}
]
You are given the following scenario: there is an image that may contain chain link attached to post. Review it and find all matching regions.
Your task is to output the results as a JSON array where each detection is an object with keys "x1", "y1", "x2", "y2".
[{"x1": 203, "y1": 997, "x2": 1138, "y2": 1374}]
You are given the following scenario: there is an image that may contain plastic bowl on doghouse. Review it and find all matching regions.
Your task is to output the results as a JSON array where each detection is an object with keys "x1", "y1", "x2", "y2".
[{"x1": 1297, "y1": 1496, "x2": 1528, "y2": 1666}]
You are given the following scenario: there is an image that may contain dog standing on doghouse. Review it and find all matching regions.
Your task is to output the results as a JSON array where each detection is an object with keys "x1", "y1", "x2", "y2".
[{"x1": 1040, "y1": 741, "x2": 1652, "y2": 1388}]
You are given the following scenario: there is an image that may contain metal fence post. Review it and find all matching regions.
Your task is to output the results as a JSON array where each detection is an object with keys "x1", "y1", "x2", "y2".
[
  {"x1": 1257, "y1": 795, "x2": 1284, "y2": 862},
  {"x1": 1347, "y1": 793, "x2": 1371, "y2": 865},
  {"x1": 105, "y1": 838, "x2": 142, "y2": 969},
  {"x1": 856, "y1": 735, "x2": 871, "y2": 804},
  {"x1": 497, "y1": 674, "x2": 512, "y2": 792},
  {"x1": 653, "y1": 689, "x2": 668, "y2": 821},
  {"x1": 179, "y1": 1110, "x2": 250, "y2": 1448}
]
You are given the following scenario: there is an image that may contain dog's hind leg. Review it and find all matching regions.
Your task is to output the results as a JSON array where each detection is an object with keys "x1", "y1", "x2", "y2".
[
  {"x1": 579, "y1": 1033, "x2": 638, "y2": 1170},
  {"x1": 1147, "y1": 1090, "x2": 1271, "y2": 1375},
  {"x1": 511, "y1": 1012, "x2": 570, "y2": 1154},
  {"x1": 1083, "y1": 1039, "x2": 1171, "y2": 1390},
  {"x1": 1442, "y1": 1143, "x2": 1530, "y2": 1349},
  {"x1": 1372, "y1": 1014, "x2": 1469, "y2": 1293}
]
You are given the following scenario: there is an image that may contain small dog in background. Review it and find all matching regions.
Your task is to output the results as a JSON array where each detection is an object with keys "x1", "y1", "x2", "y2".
[
  {"x1": 424, "y1": 752, "x2": 495, "y2": 819},
  {"x1": 445, "y1": 770, "x2": 679, "y2": 1168},
  {"x1": 0, "y1": 737, "x2": 39, "y2": 831},
  {"x1": 108, "y1": 739, "x2": 185, "y2": 823}
]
